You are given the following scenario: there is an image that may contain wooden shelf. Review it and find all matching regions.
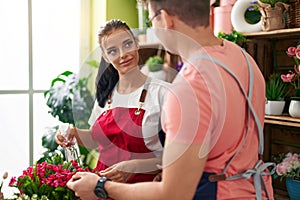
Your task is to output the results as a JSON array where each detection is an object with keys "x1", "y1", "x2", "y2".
[
  {"x1": 264, "y1": 114, "x2": 300, "y2": 128},
  {"x1": 243, "y1": 28, "x2": 300, "y2": 39}
]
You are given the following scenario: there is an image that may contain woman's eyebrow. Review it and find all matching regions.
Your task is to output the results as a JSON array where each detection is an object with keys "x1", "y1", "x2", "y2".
[
  {"x1": 122, "y1": 38, "x2": 132, "y2": 45},
  {"x1": 106, "y1": 46, "x2": 116, "y2": 51}
]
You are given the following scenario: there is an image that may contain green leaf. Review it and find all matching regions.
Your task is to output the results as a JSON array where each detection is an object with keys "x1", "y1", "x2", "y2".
[
  {"x1": 86, "y1": 60, "x2": 100, "y2": 68},
  {"x1": 50, "y1": 77, "x2": 66, "y2": 87},
  {"x1": 266, "y1": 73, "x2": 289, "y2": 100},
  {"x1": 146, "y1": 56, "x2": 163, "y2": 72},
  {"x1": 41, "y1": 126, "x2": 59, "y2": 151},
  {"x1": 60, "y1": 70, "x2": 73, "y2": 77}
]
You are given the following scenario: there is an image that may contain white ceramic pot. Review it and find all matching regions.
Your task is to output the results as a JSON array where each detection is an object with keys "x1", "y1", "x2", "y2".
[
  {"x1": 289, "y1": 99, "x2": 300, "y2": 118},
  {"x1": 265, "y1": 100, "x2": 285, "y2": 115}
]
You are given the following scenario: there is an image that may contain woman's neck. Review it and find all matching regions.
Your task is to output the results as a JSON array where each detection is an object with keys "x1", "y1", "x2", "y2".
[{"x1": 117, "y1": 67, "x2": 147, "y2": 94}]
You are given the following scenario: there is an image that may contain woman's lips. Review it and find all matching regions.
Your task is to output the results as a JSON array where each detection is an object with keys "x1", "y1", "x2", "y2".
[{"x1": 120, "y1": 58, "x2": 133, "y2": 66}]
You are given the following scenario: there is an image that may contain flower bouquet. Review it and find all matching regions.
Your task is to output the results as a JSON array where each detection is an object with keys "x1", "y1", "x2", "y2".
[
  {"x1": 8, "y1": 154, "x2": 94, "y2": 200},
  {"x1": 274, "y1": 152, "x2": 300, "y2": 181},
  {"x1": 273, "y1": 152, "x2": 300, "y2": 199}
]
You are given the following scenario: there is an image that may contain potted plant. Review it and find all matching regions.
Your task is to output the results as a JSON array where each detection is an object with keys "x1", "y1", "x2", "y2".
[
  {"x1": 8, "y1": 154, "x2": 95, "y2": 200},
  {"x1": 256, "y1": 0, "x2": 290, "y2": 31},
  {"x1": 273, "y1": 152, "x2": 300, "y2": 200},
  {"x1": 41, "y1": 69, "x2": 97, "y2": 168},
  {"x1": 142, "y1": 55, "x2": 167, "y2": 81},
  {"x1": 217, "y1": 30, "x2": 249, "y2": 46},
  {"x1": 265, "y1": 73, "x2": 289, "y2": 115}
]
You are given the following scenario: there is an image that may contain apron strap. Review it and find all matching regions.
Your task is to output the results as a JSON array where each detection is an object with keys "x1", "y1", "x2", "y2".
[
  {"x1": 105, "y1": 77, "x2": 152, "y2": 114},
  {"x1": 139, "y1": 77, "x2": 152, "y2": 103},
  {"x1": 135, "y1": 77, "x2": 151, "y2": 115},
  {"x1": 188, "y1": 49, "x2": 264, "y2": 155},
  {"x1": 188, "y1": 48, "x2": 275, "y2": 200}
]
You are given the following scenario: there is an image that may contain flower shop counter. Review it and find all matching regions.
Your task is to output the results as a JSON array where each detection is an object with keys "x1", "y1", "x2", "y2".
[{"x1": 263, "y1": 114, "x2": 300, "y2": 199}]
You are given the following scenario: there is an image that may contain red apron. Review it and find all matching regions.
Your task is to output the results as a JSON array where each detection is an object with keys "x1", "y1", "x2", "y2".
[{"x1": 91, "y1": 80, "x2": 157, "y2": 183}]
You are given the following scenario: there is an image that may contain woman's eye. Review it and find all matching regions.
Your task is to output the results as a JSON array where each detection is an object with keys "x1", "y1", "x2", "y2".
[
  {"x1": 107, "y1": 49, "x2": 117, "y2": 56},
  {"x1": 124, "y1": 41, "x2": 133, "y2": 48}
]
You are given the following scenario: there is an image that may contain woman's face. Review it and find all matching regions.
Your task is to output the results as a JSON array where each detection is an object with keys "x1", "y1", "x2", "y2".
[{"x1": 101, "y1": 28, "x2": 139, "y2": 75}]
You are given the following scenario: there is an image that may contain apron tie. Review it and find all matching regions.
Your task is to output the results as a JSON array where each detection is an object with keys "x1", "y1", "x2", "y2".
[{"x1": 226, "y1": 160, "x2": 276, "y2": 200}]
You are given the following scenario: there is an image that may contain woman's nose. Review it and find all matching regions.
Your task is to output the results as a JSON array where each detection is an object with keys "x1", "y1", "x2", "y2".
[{"x1": 119, "y1": 49, "x2": 127, "y2": 59}]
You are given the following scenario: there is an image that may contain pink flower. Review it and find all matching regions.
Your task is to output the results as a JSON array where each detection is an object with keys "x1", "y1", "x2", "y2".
[
  {"x1": 295, "y1": 65, "x2": 300, "y2": 74},
  {"x1": 281, "y1": 73, "x2": 296, "y2": 82},
  {"x1": 287, "y1": 46, "x2": 297, "y2": 57},
  {"x1": 296, "y1": 45, "x2": 300, "y2": 60},
  {"x1": 275, "y1": 152, "x2": 300, "y2": 179},
  {"x1": 276, "y1": 162, "x2": 288, "y2": 175},
  {"x1": 283, "y1": 43, "x2": 300, "y2": 91}
]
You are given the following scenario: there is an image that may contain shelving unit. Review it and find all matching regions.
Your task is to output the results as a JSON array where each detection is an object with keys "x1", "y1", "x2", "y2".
[
  {"x1": 243, "y1": 28, "x2": 300, "y2": 199},
  {"x1": 243, "y1": 27, "x2": 300, "y2": 39},
  {"x1": 243, "y1": 28, "x2": 300, "y2": 78}
]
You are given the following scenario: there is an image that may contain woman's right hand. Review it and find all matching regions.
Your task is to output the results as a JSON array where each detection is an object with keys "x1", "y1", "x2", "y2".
[{"x1": 55, "y1": 125, "x2": 77, "y2": 148}]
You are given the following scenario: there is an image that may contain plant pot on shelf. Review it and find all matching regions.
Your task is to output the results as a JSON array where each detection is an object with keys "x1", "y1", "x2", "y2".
[
  {"x1": 265, "y1": 100, "x2": 286, "y2": 115},
  {"x1": 213, "y1": 5, "x2": 233, "y2": 36},
  {"x1": 289, "y1": 97, "x2": 300, "y2": 118},
  {"x1": 289, "y1": 88, "x2": 300, "y2": 118},
  {"x1": 220, "y1": 0, "x2": 236, "y2": 6},
  {"x1": 286, "y1": 177, "x2": 300, "y2": 200},
  {"x1": 258, "y1": 1, "x2": 289, "y2": 31}
]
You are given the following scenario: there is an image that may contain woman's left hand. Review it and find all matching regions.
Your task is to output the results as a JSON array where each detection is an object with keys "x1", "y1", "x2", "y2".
[{"x1": 99, "y1": 161, "x2": 135, "y2": 183}]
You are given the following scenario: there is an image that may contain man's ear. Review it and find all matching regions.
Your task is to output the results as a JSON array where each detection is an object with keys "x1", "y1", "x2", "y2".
[{"x1": 160, "y1": 9, "x2": 174, "y2": 29}]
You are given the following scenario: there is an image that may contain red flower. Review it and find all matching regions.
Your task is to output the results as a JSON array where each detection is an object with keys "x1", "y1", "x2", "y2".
[
  {"x1": 8, "y1": 177, "x2": 16, "y2": 187},
  {"x1": 8, "y1": 156, "x2": 96, "y2": 199}
]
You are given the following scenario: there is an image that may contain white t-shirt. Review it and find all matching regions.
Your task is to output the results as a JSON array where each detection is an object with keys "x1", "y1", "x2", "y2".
[{"x1": 88, "y1": 78, "x2": 171, "y2": 157}]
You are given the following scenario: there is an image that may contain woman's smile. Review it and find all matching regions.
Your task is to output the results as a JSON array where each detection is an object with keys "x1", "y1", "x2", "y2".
[{"x1": 120, "y1": 58, "x2": 134, "y2": 67}]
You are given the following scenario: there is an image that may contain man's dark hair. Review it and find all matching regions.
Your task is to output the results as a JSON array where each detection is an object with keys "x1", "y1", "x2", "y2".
[{"x1": 139, "y1": 0, "x2": 210, "y2": 28}]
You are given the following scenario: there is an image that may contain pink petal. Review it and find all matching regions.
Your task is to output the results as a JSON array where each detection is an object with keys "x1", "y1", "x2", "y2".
[
  {"x1": 294, "y1": 65, "x2": 300, "y2": 74},
  {"x1": 287, "y1": 47, "x2": 297, "y2": 57}
]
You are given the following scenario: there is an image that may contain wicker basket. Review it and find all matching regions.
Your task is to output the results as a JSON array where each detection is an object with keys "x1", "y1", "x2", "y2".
[{"x1": 287, "y1": 0, "x2": 300, "y2": 28}]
